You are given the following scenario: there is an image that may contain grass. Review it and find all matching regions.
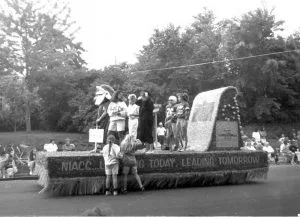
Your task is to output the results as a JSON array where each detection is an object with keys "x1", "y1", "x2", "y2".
[{"x1": 0, "y1": 131, "x2": 91, "y2": 151}]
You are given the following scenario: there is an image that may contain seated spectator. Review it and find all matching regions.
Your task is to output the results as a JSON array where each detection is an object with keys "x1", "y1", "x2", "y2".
[
  {"x1": 57, "y1": 141, "x2": 64, "y2": 152},
  {"x1": 254, "y1": 141, "x2": 264, "y2": 151},
  {"x1": 259, "y1": 127, "x2": 267, "y2": 144},
  {"x1": 44, "y1": 140, "x2": 58, "y2": 152},
  {"x1": 262, "y1": 142, "x2": 275, "y2": 161},
  {"x1": 28, "y1": 148, "x2": 37, "y2": 175},
  {"x1": 5, "y1": 147, "x2": 19, "y2": 178},
  {"x1": 280, "y1": 139, "x2": 289, "y2": 153},
  {"x1": 0, "y1": 146, "x2": 9, "y2": 178},
  {"x1": 242, "y1": 139, "x2": 256, "y2": 151},
  {"x1": 278, "y1": 134, "x2": 285, "y2": 144},
  {"x1": 62, "y1": 138, "x2": 76, "y2": 151},
  {"x1": 252, "y1": 128, "x2": 261, "y2": 142},
  {"x1": 289, "y1": 141, "x2": 298, "y2": 165}
]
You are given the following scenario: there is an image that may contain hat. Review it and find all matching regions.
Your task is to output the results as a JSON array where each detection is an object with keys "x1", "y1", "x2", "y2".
[
  {"x1": 94, "y1": 84, "x2": 115, "y2": 105},
  {"x1": 168, "y1": 96, "x2": 177, "y2": 103},
  {"x1": 65, "y1": 137, "x2": 71, "y2": 141},
  {"x1": 128, "y1": 94, "x2": 137, "y2": 100}
]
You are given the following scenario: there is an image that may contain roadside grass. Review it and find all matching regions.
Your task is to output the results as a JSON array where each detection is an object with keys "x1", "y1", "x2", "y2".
[{"x1": 0, "y1": 131, "x2": 92, "y2": 151}]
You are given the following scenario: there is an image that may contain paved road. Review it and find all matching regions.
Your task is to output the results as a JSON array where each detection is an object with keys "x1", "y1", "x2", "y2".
[{"x1": 0, "y1": 164, "x2": 299, "y2": 216}]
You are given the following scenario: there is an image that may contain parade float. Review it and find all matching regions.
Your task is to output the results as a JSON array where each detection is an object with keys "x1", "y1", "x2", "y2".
[{"x1": 35, "y1": 86, "x2": 268, "y2": 196}]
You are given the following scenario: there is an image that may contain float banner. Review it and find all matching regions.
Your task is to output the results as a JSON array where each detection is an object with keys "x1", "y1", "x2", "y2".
[
  {"x1": 46, "y1": 151, "x2": 268, "y2": 178},
  {"x1": 187, "y1": 86, "x2": 238, "y2": 151}
]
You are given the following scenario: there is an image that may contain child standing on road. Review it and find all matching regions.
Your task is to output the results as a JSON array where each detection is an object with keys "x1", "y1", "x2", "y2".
[
  {"x1": 102, "y1": 135, "x2": 121, "y2": 196},
  {"x1": 120, "y1": 134, "x2": 145, "y2": 194}
]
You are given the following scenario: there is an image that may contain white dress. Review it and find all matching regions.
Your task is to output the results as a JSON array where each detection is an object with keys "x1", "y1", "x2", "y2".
[{"x1": 127, "y1": 104, "x2": 139, "y2": 139}]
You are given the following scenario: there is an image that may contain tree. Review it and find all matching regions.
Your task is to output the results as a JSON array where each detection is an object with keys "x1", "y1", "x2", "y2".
[
  {"x1": 217, "y1": 8, "x2": 300, "y2": 123},
  {"x1": 0, "y1": 0, "x2": 85, "y2": 132},
  {"x1": 0, "y1": 75, "x2": 40, "y2": 132}
]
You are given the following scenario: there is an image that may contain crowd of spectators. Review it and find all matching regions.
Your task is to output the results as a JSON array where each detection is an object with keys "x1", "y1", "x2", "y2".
[{"x1": 241, "y1": 127, "x2": 300, "y2": 164}]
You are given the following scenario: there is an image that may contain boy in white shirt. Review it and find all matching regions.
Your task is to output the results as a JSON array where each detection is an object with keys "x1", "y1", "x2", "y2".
[
  {"x1": 102, "y1": 135, "x2": 121, "y2": 196},
  {"x1": 157, "y1": 122, "x2": 166, "y2": 149}
]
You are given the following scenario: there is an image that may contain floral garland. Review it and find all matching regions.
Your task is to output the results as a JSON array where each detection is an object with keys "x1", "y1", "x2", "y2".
[{"x1": 217, "y1": 89, "x2": 242, "y2": 132}]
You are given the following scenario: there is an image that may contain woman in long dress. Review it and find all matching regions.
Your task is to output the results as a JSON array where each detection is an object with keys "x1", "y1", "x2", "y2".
[{"x1": 136, "y1": 91, "x2": 154, "y2": 152}]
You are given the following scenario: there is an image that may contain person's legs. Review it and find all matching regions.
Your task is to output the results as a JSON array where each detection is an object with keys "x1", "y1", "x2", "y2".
[
  {"x1": 122, "y1": 166, "x2": 130, "y2": 193},
  {"x1": 105, "y1": 165, "x2": 112, "y2": 195},
  {"x1": 117, "y1": 120, "x2": 126, "y2": 144},
  {"x1": 183, "y1": 120, "x2": 188, "y2": 150},
  {"x1": 28, "y1": 161, "x2": 34, "y2": 175},
  {"x1": 173, "y1": 121, "x2": 182, "y2": 151},
  {"x1": 112, "y1": 164, "x2": 119, "y2": 195},
  {"x1": 132, "y1": 166, "x2": 144, "y2": 190},
  {"x1": 172, "y1": 123, "x2": 180, "y2": 151}
]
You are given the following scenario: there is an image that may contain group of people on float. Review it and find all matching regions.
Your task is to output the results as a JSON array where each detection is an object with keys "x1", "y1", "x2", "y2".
[
  {"x1": 95, "y1": 88, "x2": 190, "y2": 196},
  {"x1": 241, "y1": 127, "x2": 300, "y2": 165},
  {"x1": 95, "y1": 87, "x2": 190, "y2": 153}
]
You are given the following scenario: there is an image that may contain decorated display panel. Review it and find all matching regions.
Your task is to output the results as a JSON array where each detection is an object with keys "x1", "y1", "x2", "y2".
[
  {"x1": 209, "y1": 87, "x2": 242, "y2": 151},
  {"x1": 188, "y1": 86, "x2": 240, "y2": 151}
]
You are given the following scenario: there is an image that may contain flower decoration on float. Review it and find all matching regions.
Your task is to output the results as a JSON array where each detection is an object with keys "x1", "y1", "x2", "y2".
[{"x1": 218, "y1": 93, "x2": 243, "y2": 133}]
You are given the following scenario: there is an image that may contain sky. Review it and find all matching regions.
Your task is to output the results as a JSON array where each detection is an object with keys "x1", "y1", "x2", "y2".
[{"x1": 69, "y1": 0, "x2": 300, "y2": 70}]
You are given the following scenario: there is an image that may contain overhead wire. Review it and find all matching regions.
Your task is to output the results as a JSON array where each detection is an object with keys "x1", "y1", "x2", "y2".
[{"x1": 131, "y1": 49, "x2": 300, "y2": 74}]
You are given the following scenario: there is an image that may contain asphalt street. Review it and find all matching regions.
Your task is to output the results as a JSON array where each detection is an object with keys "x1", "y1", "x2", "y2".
[{"x1": 0, "y1": 164, "x2": 299, "y2": 216}]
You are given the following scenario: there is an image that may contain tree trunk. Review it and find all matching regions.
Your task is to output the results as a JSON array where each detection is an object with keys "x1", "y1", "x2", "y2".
[
  {"x1": 14, "y1": 120, "x2": 17, "y2": 132},
  {"x1": 25, "y1": 99, "x2": 31, "y2": 133}
]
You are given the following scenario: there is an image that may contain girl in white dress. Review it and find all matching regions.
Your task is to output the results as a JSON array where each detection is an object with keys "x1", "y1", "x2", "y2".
[{"x1": 127, "y1": 94, "x2": 139, "y2": 140}]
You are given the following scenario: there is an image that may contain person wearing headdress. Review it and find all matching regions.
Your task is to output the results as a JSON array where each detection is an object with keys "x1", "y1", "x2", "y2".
[
  {"x1": 94, "y1": 85, "x2": 114, "y2": 145},
  {"x1": 175, "y1": 93, "x2": 190, "y2": 151},
  {"x1": 136, "y1": 91, "x2": 154, "y2": 153},
  {"x1": 127, "y1": 94, "x2": 140, "y2": 140}
]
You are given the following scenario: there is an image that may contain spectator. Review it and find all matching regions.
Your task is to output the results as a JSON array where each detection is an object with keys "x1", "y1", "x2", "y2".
[
  {"x1": 252, "y1": 128, "x2": 261, "y2": 142},
  {"x1": 280, "y1": 138, "x2": 289, "y2": 153},
  {"x1": 157, "y1": 122, "x2": 166, "y2": 149},
  {"x1": 62, "y1": 138, "x2": 76, "y2": 151},
  {"x1": 259, "y1": 127, "x2": 267, "y2": 144},
  {"x1": 28, "y1": 148, "x2": 37, "y2": 175},
  {"x1": 262, "y1": 142, "x2": 275, "y2": 161},
  {"x1": 280, "y1": 139, "x2": 294, "y2": 163},
  {"x1": 289, "y1": 140, "x2": 298, "y2": 165},
  {"x1": 102, "y1": 135, "x2": 121, "y2": 196},
  {"x1": 242, "y1": 139, "x2": 256, "y2": 151},
  {"x1": 44, "y1": 140, "x2": 58, "y2": 152},
  {"x1": 279, "y1": 134, "x2": 285, "y2": 143},
  {"x1": 5, "y1": 147, "x2": 19, "y2": 178},
  {"x1": 127, "y1": 94, "x2": 139, "y2": 140},
  {"x1": 254, "y1": 141, "x2": 264, "y2": 151},
  {"x1": 136, "y1": 91, "x2": 154, "y2": 153},
  {"x1": 107, "y1": 91, "x2": 127, "y2": 144},
  {"x1": 291, "y1": 129, "x2": 297, "y2": 140},
  {"x1": 120, "y1": 134, "x2": 145, "y2": 194},
  {"x1": 0, "y1": 146, "x2": 9, "y2": 178}
]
